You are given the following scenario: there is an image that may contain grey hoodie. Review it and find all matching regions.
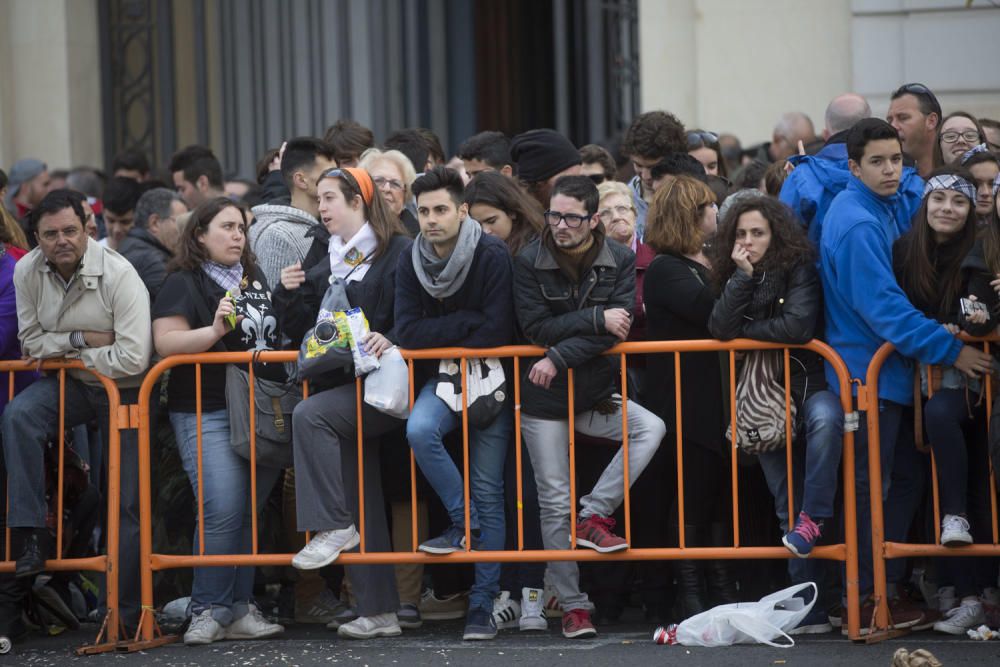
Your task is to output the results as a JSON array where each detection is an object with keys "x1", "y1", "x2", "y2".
[{"x1": 249, "y1": 204, "x2": 320, "y2": 289}]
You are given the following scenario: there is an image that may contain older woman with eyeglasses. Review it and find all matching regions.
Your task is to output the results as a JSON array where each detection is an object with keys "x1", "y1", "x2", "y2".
[
  {"x1": 359, "y1": 148, "x2": 419, "y2": 236},
  {"x1": 597, "y1": 181, "x2": 654, "y2": 342}
]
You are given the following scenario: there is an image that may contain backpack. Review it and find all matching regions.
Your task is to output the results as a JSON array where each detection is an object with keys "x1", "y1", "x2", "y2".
[{"x1": 725, "y1": 349, "x2": 797, "y2": 455}]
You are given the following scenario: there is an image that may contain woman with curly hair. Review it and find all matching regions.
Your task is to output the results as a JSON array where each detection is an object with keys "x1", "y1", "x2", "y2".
[{"x1": 707, "y1": 194, "x2": 844, "y2": 634}]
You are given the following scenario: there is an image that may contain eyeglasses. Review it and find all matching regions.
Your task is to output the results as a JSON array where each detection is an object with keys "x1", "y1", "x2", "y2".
[
  {"x1": 687, "y1": 131, "x2": 719, "y2": 148},
  {"x1": 544, "y1": 210, "x2": 590, "y2": 228},
  {"x1": 39, "y1": 226, "x2": 82, "y2": 242},
  {"x1": 373, "y1": 176, "x2": 404, "y2": 192},
  {"x1": 597, "y1": 205, "x2": 634, "y2": 223},
  {"x1": 892, "y1": 82, "x2": 942, "y2": 117},
  {"x1": 941, "y1": 130, "x2": 982, "y2": 145}
]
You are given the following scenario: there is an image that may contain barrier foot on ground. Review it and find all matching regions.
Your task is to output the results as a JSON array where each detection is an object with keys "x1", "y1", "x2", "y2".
[
  {"x1": 859, "y1": 598, "x2": 911, "y2": 644},
  {"x1": 114, "y1": 606, "x2": 178, "y2": 653},
  {"x1": 74, "y1": 610, "x2": 122, "y2": 655}
]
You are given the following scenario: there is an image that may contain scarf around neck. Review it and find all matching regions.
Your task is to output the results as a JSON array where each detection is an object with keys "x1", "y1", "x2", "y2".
[
  {"x1": 329, "y1": 222, "x2": 377, "y2": 283},
  {"x1": 203, "y1": 260, "x2": 244, "y2": 293},
  {"x1": 411, "y1": 216, "x2": 482, "y2": 298}
]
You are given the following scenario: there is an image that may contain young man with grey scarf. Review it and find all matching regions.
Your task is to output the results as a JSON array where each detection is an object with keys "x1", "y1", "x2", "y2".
[
  {"x1": 393, "y1": 166, "x2": 515, "y2": 641},
  {"x1": 512, "y1": 175, "x2": 666, "y2": 639}
]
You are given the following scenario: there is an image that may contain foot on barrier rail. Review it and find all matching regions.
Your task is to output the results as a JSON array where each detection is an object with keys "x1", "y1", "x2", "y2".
[{"x1": 115, "y1": 606, "x2": 179, "y2": 653}]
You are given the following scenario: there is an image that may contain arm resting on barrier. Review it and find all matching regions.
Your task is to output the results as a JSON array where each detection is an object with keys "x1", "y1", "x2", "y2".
[
  {"x1": 78, "y1": 272, "x2": 152, "y2": 378},
  {"x1": 740, "y1": 262, "x2": 820, "y2": 344}
]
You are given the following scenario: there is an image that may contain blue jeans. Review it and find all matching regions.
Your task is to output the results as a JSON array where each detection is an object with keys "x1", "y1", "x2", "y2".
[
  {"x1": 845, "y1": 398, "x2": 907, "y2": 597},
  {"x1": 758, "y1": 390, "x2": 843, "y2": 583},
  {"x1": 405, "y1": 380, "x2": 509, "y2": 611},
  {"x1": 170, "y1": 410, "x2": 282, "y2": 625}
]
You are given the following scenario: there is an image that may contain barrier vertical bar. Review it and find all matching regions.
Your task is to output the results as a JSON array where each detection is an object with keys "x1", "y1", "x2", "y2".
[
  {"x1": 619, "y1": 353, "x2": 632, "y2": 546},
  {"x1": 461, "y1": 358, "x2": 472, "y2": 550},
  {"x1": 865, "y1": 352, "x2": 890, "y2": 632},
  {"x1": 408, "y1": 360, "x2": 418, "y2": 552},
  {"x1": 514, "y1": 356, "x2": 524, "y2": 550},
  {"x1": 925, "y1": 366, "x2": 941, "y2": 545},
  {"x1": 729, "y1": 350, "x2": 739, "y2": 546},
  {"x1": 674, "y1": 352, "x2": 686, "y2": 548},
  {"x1": 784, "y1": 349, "x2": 794, "y2": 527},
  {"x1": 56, "y1": 370, "x2": 66, "y2": 558},
  {"x1": 356, "y1": 376, "x2": 366, "y2": 553},
  {"x1": 4, "y1": 370, "x2": 11, "y2": 561},
  {"x1": 196, "y1": 364, "x2": 205, "y2": 556},
  {"x1": 138, "y1": 367, "x2": 156, "y2": 641},
  {"x1": 248, "y1": 362, "x2": 258, "y2": 555},
  {"x1": 986, "y1": 342, "x2": 999, "y2": 545},
  {"x1": 103, "y1": 378, "x2": 122, "y2": 643},
  {"x1": 568, "y1": 368, "x2": 577, "y2": 547}
]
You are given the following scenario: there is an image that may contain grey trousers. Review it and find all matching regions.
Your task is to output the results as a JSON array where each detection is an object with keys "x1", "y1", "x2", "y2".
[
  {"x1": 292, "y1": 382, "x2": 402, "y2": 616},
  {"x1": 521, "y1": 400, "x2": 665, "y2": 612}
]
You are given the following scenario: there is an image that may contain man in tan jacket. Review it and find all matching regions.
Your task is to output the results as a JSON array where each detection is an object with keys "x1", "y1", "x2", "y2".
[{"x1": 1, "y1": 189, "x2": 151, "y2": 631}]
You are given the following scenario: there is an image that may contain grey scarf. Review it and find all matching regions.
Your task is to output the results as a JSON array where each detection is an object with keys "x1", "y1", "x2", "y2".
[{"x1": 411, "y1": 217, "x2": 482, "y2": 298}]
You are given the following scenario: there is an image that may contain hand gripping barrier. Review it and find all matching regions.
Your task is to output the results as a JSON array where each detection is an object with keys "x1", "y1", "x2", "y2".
[
  {"x1": 0, "y1": 360, "x2": 128, "y2": 655},
  {"x1": 863, "y1": 336, "x2": 1000, "y2": 641},
  {"x1": 126, "y1": 339, "x2": 862, "y2": 650}
]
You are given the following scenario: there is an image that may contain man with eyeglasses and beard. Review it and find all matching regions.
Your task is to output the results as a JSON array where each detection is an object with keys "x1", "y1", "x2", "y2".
[
  {"x1": 512, "y1": 175, "x2": 665, "y2": 639},
  {"x1": 887, "y1": 82, "x2": 942, "y2": 179}
]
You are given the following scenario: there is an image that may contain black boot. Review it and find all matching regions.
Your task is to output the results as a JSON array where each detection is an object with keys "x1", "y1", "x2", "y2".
[
  {"x1": 705, "y1": 522, "x2": 739, "y2": 605},
  {"x1": 12, "y1": 528, "x2": 50, "y2": 580},
  {"x1": 672, "y1": 524, "x2": 707, "y2": 619}
]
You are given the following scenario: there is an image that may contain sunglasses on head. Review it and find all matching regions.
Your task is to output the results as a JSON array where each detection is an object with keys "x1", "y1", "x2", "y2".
[
  {"x1": 687, "y1": 131, "x2": 719, "y2": 149},
  {"x1": 892, "y1": 83, "x2": 942, "y2": 117}
]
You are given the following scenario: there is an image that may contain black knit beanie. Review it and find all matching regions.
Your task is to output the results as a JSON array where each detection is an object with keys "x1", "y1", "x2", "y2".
[{"x1": 510, "y1": 129, "x2": 581, "y2": 183}]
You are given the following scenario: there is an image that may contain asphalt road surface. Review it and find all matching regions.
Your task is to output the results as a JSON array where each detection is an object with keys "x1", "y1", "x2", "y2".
[{"x1": 6, "y1": 618, "x2": 1000, "y2": 666}]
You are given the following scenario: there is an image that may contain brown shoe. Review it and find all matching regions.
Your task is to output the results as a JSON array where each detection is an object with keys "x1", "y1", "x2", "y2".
[{"x1": 842, "y1": 596, "x2": 924, "y2": 636}]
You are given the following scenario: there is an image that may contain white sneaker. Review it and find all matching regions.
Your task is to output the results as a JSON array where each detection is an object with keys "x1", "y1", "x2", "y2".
[
  {"x1": 492, "y1": 591, "x2": 521, "y2": 630},
  {"x1": 937, "y1": 585, "x2": 957, "y2": 613},
  {"x1": 184, "y1": 609, "x2": 226, "y2": 646},
  {"x1": 519, "y1": 587, "x2": 547, "y2": 632},
  {"x1": 225, "y1": 604, "x2": 284, "y2": 640},
  {"x1": 291, "y1": 526, "x2": 361, "y2": 570},
  {"x1": 337, "y1": 613, "x2": 402, "y2": 639},
  {"x1": 940, "y1": 514, "x2": 972, "y2": 547},
  {"x1": 933, "y1": 599, "x2": 985, "y2": 635}
]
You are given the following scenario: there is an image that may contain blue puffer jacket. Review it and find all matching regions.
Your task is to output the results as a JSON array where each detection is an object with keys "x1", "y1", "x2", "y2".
[
  {"x1": 781, "y1": 137, "x2": 925, "y2": 248},
  {"x1": 819, "y1": 176, "x2": 962, "y2": 404}
]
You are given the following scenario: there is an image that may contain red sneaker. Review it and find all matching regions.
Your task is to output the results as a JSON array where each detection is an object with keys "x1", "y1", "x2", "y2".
[
  {"x1": 561, "y1": 608, "x2": 597, "y2": 639},
  {"x1": 576, "y1": 515, "x2": 628, "y2": 553}
]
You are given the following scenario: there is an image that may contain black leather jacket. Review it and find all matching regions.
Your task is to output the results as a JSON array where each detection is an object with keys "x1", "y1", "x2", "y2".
[
  {"x1": 513, "y1": 234, "x2": 636, "y2": 418},
  {"x1": 708, "y1": 261, "x2": 825, "y2": 402}
]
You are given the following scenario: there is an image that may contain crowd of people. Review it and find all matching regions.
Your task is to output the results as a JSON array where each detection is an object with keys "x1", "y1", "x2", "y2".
[{"x1": 1, "y1": 81, "x2": 1000, "y2": 648}]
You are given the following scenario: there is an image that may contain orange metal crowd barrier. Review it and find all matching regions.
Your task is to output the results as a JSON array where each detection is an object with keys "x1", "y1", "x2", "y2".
[
  {"x1": 863, "y1": 336, "x2": 1000, "y2": 639},
  {"x1": 123, "y1": 338, "x2": 862, "y2": 650},
  {"x1": 0, "y1": 359, "x2": 126, "y2": 655}
]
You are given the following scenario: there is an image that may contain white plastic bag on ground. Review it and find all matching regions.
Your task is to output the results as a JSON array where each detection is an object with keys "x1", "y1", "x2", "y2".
[
  {"x1": 674, "y1": 582, "x2": 817, "y2": 647},
  {"x1": 364, "y1": 346, "x2": 409, "y2": 419}
]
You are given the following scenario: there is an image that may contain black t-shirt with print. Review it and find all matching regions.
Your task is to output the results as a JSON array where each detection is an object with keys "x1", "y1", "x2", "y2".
[{"x1": 153, "y1": 267, "x2": 279, "y2": 412}]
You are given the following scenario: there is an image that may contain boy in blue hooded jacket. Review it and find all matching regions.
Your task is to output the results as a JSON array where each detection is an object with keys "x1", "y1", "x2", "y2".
[{"x1": 819, "y1": 118, "x2": 992, "y2": 631}]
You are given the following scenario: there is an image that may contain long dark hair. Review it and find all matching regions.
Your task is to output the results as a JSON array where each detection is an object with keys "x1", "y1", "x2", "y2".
[
  {"x1": 896, "y1": 166, "x2": 978, "y2": 317},
  {"x1": 979, "y1": 170, "x2": 1000, "y2": 274},
  {"x1": 464, "y1": 171, "x2": 544, "y2": 256},
  {"x1": 710, "y1": 195, "x2": 814, "y2": 289},
  {"x1": 170, "y1": 197, "x2": 258, "y2": 277},
  {"x1": 317, "y1": 168, "x2": 406, "y2": 262}
]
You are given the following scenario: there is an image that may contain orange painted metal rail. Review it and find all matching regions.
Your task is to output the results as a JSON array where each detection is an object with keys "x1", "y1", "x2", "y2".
[
  {"x1": 125, "y1": 338, "x2": 861, "y2": 647},
  {"x1": 863, "y1": 336, "x2": 1000, "y2": 637},
  {"x1": 0, "y1": 359, "x2": 125, "y2": 655}
]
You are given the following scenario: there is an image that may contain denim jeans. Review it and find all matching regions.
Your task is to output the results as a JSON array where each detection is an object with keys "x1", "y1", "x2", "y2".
[
  {"x1": 845, "y1": 398, "x2": 906, "y2": 597},
  {"x1": 520, "y1": 400, "x2": 665, "y2": 612},
  {"x1": 1, "y1": 376, "x2": 142, "y2": 628},
  {"x1": 923, "y1": 389, "x2": 974, "y2": 516},
  {"x1": 170, "y1": 410, "x2": 282, "y2": 625},
  {"x1": 757, "y1": 390, "x2": 843, "y2": 584},
  {"x1": 405, "y1": 380, "x2": 510, "y2": 611}
]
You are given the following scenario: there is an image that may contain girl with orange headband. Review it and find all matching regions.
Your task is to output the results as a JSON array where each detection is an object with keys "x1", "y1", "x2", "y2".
[{"x1": 272, "y1": 166, "x2": 413, "y2": 639}]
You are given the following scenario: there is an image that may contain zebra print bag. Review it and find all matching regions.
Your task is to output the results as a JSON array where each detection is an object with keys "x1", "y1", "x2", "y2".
[{"x1": 725, "y1": 349, "x2": 797, "y2": 455}]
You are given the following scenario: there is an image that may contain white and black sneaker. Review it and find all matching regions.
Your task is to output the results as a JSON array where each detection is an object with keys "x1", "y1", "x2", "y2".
[{"x1": 492, "y1": 591, "x2": 521, "y2": 630}]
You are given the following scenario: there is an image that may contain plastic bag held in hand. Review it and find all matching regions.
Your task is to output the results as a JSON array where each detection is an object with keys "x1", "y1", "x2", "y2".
[
  {"x1": 364, "y1": 346, "x2": 409, "y2": 419},
  {"x1": 674, "y1": 582, "x2": 817, "y2": 647}
]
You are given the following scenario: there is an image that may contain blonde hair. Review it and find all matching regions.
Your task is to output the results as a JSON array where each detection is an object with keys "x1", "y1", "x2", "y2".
[
  {"x1": 597, "y1": 180, "x2": 633, "y2": 207},
  {"x1": 359, "y1": 148, "x2": 417, "y2": 199},
  {"x1": 644, "y1": 176, "x2": 716, "y2": 255},
  {"x1": 0, "y1": 204, "x2": 28, "y2": 249}
]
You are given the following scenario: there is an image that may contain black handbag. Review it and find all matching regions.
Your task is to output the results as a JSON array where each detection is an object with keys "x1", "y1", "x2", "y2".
[
  {"x1": 434, "y1": 357, "x2": 507, "y2": 428},
  {"x1": 226, "y1": 352, "x2": 302, "y2": 468}
]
